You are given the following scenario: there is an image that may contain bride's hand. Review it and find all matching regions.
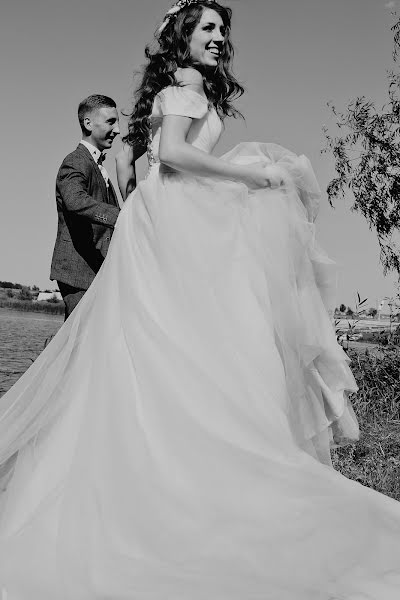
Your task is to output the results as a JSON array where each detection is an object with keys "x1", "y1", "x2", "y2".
[{"x1": 242, "y1": 163, "x2": 287, "y2": 190}]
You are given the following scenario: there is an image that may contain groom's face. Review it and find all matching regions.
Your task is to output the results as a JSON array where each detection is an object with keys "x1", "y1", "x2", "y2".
[{"x1": 84, "y1": 106, "x2": 120, "y2": 151}]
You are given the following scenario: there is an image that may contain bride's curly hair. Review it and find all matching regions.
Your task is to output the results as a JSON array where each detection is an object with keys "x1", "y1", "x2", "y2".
[{"x1": 123, "y1": 1, "x2": 244, "y2": 150}]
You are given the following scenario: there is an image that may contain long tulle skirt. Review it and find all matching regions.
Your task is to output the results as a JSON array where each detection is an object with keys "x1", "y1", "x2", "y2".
[{"x1": 0, "y1": 143, "x2": 400, "y2": 599}]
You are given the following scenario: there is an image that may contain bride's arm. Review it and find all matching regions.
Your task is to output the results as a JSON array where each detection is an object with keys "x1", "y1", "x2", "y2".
[
  {"x1": 160, "y1": 116, "x2": 274, "y2": 190},
  {"x1": 116, "y1": 144, "x2": 146, "y2": 200},
  {"x1": 159, "y1": 69, "x2": 277, "y2": 190}
]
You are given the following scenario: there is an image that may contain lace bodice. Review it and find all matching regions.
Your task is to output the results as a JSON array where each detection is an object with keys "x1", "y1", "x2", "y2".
[{"x1": 148, "y1": 86, "x2": 223, "y2": 167}]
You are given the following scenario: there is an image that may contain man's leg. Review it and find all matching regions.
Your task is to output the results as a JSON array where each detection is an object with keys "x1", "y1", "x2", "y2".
[{"x1": 57, "y1": 281, "x2": 86, "y2": 320}]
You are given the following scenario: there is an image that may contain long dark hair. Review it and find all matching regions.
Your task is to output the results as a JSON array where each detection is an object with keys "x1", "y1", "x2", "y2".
[{"x1": 123, "y1": 1, "x2": 244, "y2": 150}]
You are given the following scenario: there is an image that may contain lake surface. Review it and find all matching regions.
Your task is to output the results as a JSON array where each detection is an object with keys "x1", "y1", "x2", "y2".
[
  {"x1": 0, "y1": 308, "x2": 63, "y2": 395},
  {"x1": 0, "y1": 309, "x2": 388, "y2": 397}
]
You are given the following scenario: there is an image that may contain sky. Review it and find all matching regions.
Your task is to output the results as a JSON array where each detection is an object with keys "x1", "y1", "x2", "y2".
[{"x1": 1, "y1": 0, "x2": 399, "y2": 309}]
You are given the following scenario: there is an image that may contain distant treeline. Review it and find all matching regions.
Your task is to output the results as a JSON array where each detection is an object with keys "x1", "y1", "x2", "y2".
[
  {"x1": 0, "y1": 281, "x2": 44, "y2": 291},
  {"x1": 0, "y1": 281, "x2": 25, "y2": 290}
]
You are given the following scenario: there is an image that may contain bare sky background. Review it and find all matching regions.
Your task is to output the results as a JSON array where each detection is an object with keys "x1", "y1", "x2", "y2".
[{"x1": 1, "y1": 0, "x2": 399, "y2": 308}]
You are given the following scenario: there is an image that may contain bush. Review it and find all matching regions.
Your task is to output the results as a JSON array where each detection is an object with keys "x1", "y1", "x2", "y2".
[
  {"x1": 18, "y1": 287, "x2": 32, "y2": 301},
  {"x1": 46, "y1": 295, "x2": 61, "y2": 304},
  {"x1": 348, "y1": 348, "x2": 400, "y2": 421}
]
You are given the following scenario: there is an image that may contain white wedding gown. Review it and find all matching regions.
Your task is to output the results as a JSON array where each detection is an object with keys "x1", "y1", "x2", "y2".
[{"x1": 1, "y1": 87, "x2": 400, "y2": 599}]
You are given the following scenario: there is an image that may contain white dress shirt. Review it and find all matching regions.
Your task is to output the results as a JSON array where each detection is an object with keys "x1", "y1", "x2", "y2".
[{"x1": 80, "y1": 140, "x2": 109, "y2": 188}]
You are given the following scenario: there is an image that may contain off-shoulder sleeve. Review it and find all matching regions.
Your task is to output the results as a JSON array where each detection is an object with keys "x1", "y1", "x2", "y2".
[{"x1": 152, "y1": 86, "x2": 209, "y2": 119}]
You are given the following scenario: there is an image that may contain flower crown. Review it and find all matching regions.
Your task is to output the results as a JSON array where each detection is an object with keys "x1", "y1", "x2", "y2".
[{"x1": 157, "y1": 0, "x2": 216, "y2": 35}]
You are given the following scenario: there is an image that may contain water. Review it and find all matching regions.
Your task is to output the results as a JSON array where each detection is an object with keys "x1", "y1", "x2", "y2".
[{"x1": 0, "y1": 308, "x2": 63, "y2": 395}]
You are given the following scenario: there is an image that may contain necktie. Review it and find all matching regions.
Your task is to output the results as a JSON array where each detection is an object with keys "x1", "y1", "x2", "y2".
[{"x1": 97, "y1": 153, "x2": 109, "y2": 188}]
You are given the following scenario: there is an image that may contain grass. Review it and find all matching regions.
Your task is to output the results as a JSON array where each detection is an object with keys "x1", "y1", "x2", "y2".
[{"x1": 332, "y1": 346, "x2": 400, "y2": 500}]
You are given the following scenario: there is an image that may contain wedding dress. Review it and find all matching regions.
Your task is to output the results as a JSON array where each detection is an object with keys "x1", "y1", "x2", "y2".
[{"x1": 1, "y1": 86, "x2": 400, "y2": 600}]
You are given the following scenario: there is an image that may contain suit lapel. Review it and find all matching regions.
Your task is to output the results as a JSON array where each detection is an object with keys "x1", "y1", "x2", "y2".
[
  {"x1": 76, "y1": 144, "x2": 109, "y2": 199},
  {"x1": 75, "y1": 144, "x2": 119, "y2": 207}
]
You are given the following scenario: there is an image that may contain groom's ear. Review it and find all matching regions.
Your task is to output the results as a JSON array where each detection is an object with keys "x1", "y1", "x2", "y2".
[{"x1": 83, "y1": 116, "x2": 93, "y2": 133}]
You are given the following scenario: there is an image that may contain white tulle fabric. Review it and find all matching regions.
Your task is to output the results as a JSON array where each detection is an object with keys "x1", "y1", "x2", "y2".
[{"x1": 1, "y1": 86, "x2": 400, "y2": 599}]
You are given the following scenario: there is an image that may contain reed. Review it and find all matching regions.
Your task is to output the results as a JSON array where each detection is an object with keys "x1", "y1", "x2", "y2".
[
  {"x1": 332, "y1": 347, "x2": 400, "y2": 500},
  {"x1": 0, "y1": 299, "x2": 64, "y2": 315}
]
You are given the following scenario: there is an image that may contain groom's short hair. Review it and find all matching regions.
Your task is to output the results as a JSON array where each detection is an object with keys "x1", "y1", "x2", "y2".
[{"x1": 78, "y1": 94, "x2": 117, "y2": 134}]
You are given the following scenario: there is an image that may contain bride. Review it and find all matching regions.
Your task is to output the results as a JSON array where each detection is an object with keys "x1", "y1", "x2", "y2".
[{"x1": 1, "y1": 1, "x2": 400, "y2": 598}]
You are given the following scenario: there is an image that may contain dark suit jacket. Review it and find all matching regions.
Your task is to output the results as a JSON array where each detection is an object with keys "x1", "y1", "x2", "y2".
[{"x1": 50, "y1": 144, "x2": 120, "y2": 289}]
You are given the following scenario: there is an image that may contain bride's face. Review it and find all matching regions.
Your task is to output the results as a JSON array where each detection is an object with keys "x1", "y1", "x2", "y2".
[{"x1": 189, "y1": 8, "x2": 226, "y2": 68}]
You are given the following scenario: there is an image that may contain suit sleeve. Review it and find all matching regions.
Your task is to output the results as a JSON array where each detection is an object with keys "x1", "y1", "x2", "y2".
[{"x1": 57, "y1": 157, "x2": 120, "y2": 228}]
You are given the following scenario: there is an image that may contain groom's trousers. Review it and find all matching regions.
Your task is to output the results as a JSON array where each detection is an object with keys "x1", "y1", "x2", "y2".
[{"x1": 57, "y1": 281, "x2": 86, "y2": 321}]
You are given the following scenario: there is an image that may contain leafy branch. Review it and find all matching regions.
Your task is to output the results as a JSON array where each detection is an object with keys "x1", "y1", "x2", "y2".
[{"x1": 323, "y1": 14, "x2": 400, "y2": 275}]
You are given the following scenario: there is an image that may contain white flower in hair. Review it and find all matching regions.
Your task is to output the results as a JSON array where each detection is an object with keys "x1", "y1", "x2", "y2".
[{"x1": 157, "y1": 0, "x2": 214, "y2": 35}]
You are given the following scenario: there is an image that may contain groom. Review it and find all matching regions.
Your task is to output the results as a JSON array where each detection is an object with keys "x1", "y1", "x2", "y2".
[{"x1": 50, "y1": 95, "x2": 121, "y2": 319}]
